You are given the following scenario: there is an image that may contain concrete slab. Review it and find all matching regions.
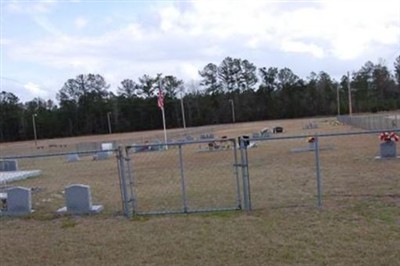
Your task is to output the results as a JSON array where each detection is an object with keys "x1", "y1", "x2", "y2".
[{"x1": 0, "y1": 170, "x2": 42, "y2": 183}]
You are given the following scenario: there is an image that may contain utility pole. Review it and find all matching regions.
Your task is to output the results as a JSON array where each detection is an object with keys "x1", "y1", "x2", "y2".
[
  {"x1": 107, "y1": 112, "x2": 112, "y2": 134},
  {"x1": 229, "y1": 99, "x2": 236, "y2": 123},
  {"x1": 347, "y1": 71, "x2": 352, "y2": 116},
  {"x1": 180, "y1": 88, "x2": 186, "y2": 129},
  {"x1": 32, "y1": 114, "x2": 37, "y2": 146},
  {"x1": 336, "y1": 84, "x2": 340, "y2": 116}
]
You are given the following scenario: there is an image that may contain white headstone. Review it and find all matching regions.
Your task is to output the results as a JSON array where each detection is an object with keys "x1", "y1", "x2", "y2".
[{"x1": 101, "y1": 142, "x2": 114, "y2": 156}]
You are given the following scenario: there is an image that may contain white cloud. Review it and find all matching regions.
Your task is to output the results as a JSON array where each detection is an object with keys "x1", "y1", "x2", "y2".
[
  {"x1": 74, "y1": 17, "x2": 88, "y2": 29},
  {"x1": 24, "y1": 82, "x2": 49, "y2": 98},
  {"x1": 2, "y1": 0, "x2": 399, "y2": 102},
  {"x1": 4, "y1": 1, "x2": 56, "y2": 14},
  {"x1": 156, "y1": 0, "x2": 400, "y2": 60},
  {"x1": 281, "y1": 40, "x2": 325, "y2": 58}
]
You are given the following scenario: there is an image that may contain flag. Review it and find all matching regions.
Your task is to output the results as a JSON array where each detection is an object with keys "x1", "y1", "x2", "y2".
[{"x1": 157, "y1": 87, "x2": 164, "y2": 109}]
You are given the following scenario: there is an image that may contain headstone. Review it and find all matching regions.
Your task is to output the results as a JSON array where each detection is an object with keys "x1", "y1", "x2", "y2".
[
  {"x1": 200, "y1": 133, "x2": 214, "y2": 140},
  {"x1": 66, "y1": 153, "x2": 80, "y2": 162},
  {"x1": 101, "y1": 142, "x2": 114, "y2": 156},
  {"x1": 76, "y1": 142, "x2": 98, "y2": 153},
  {"x1": 93, "y1": 151, "x2": 109, "y2": 160},
  {"x1": 273, "y1": 127, "x2": 284, "y2": 133},
  {"x1": 133, "y1": 144, "x2": 148, "y2": 153},
  {"x1": 0, "y1": 160, "x2": 18, "y2": 171},
  {"x1": 260, "y1": 127, "x2": 271, "y2": 137},
  {"x1": 185, "y1": 135, "x2": 194, "y2": 141},
  {"x1": 304, "y1": 122, "x2": 318, "y2": 130},
  {"x1": 308, "y1": 142, "x2": 316, "y2": 150},
  {"x1": 148, "y1": 140, "x2": 162, "y2": 151},
  {"x1": 57, "y1": 184, "x2": 103, "y2": 214},
  {"x1": 3, "y1": 186, "x2": 32, "y2": 215},
  {"x1": 380, "y1": 141, "x2": 397, "y2": 158}
]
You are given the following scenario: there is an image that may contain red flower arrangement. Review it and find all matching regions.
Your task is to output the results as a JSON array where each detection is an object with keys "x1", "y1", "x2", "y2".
[{"x1": 379, "y1": 132, "x2": 399, "y2": 142}]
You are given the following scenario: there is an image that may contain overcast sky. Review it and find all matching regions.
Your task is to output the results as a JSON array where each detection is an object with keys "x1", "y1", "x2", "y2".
[{"x1": 1, "y1": 0, "x2": 399, "y2": 103}]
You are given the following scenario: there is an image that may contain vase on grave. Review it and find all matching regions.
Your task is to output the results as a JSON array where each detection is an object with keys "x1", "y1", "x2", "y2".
[{"x1": 380, "y1": 141, "x2": 397, "y2": 158}]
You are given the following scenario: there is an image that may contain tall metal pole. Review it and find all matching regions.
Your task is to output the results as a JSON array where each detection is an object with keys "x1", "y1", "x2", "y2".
[
  {"x1": 229, "y1": 99, "x2": 236, "y2": 123},
  {"x1": 159, "y1": 79, "x2": 168, "y2": 149},
  {"x1": 107, "y1": 112, "x2": 112, "y2": 134},
  {"x1": 180, "y1": 92, "x2": 186, "y2": 129},
  {"x1": 336, "y1": 84, "x2": 340, "y2": 116},
  {"x1": 314, "y1": 134, "x2": 322, "y2": 208},
  {"x1": 32, "y1": 114, "x2": 37, "y2": 146},
  {"x1": 347, "y1": 71, "x2": 352, "y2": 116}
]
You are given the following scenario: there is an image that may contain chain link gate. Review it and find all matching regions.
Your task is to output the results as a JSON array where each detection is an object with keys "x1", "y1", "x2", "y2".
[{"x1": 117, "y1": 138, "x2": 245, "y2": 217}]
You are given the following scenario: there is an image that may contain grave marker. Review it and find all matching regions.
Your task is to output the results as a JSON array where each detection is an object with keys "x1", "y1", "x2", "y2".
[
  {"x1": 66, "y1": 153, "x2": 80, "y2": 162},
  {"x1": 0, "y1": 160, "x2": 18, "y2": 172},
  {"x1": 379, "y1": 141, "x2": 397, "y2": 158},
  {"x1": 0, "y1": 186, "x2": 33, "y2": 215},
  {"x1": 57, "y1": 184, "x2": 103, "y2": 214}
]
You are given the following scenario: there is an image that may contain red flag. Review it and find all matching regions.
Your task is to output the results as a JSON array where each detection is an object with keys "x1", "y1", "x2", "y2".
[{"x1": 157, "y1": 87, "x2": 164, "y2": 109}]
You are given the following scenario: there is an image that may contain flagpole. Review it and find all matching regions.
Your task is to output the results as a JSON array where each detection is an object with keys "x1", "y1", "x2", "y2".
[{"x1": 161, "y1": 106, "x2": 168, "y2": 149}]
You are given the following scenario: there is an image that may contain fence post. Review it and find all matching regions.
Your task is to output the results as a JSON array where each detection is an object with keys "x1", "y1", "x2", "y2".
[
  {"x1": 239, "y1": 137, "x2": 252, "y2": 211},
  {"x1": 178, "y1": 144, "x2": 188, "y2": 213},
  {"x1": 313, "y1": 134, "x2": 323, "y2": 208},
  {"x1": 116, "y1": 146, "x2": 130, "y2": 217},
  {"x1": 232, "y1": 139, "x2": 242, "y2": 209}
]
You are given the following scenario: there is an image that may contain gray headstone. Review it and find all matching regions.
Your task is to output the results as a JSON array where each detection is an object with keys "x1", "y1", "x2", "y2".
[
  {"x1": 58, "y1": 184, "x2": 103, "y2": 214},
  {"x1": 0, "y1": 160, "x2": 18, "y2": 171},
  {"x1": 93, "y1": 151, "x2": 109, "y2": 160},
  {"x1": 66, "y1": 153, "x2": 80, "y2": 162},
  {"x1": 380, "y1": 141, "x2": 397, "y2": 158},
  {"x1": 185, "y1": 135, "x2": 194, "y2": 141},
  {"x1": 6, "y1": 186, "x2": 32, "y2": 214},
  {"x1": 66, "y1": 184, "x2": 92, "y2": 213}
]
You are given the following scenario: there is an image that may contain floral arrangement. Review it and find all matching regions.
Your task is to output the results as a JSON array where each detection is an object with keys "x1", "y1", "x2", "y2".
[
  {"x1": 307, "y1": 136, "x2": 316, "y2": 143},
  {"x1": 379, "y1": 132, "x2": 399, "y2": 142}
]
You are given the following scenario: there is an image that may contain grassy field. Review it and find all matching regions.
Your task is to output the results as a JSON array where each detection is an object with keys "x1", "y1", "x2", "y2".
[{"x1": 1, "y1": 116, "x2": 400, "y2": 265}]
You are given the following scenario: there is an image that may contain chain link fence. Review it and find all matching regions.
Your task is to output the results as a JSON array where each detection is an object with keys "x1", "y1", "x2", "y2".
[
  {"x1": 119, "y1": 138, "x2": 242, "y2": 216},
  {"x1": 338, "y1": 113, "x2": 399, "y2": 130},
  {"x1": 1, "y1": 126, "x2": 399, "y2": 217},
  {"x1": 241, "y1": 129, "x2": 400, "y2": 211}
]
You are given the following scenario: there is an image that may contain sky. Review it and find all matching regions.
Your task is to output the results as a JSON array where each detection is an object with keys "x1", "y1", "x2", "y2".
[{"x1": 1, "y1": 0, "x2": 399, "y2": 103}]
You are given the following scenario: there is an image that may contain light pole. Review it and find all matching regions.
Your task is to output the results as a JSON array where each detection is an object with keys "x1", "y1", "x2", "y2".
[
  {"x1": 229, "y1": 99, "x2": 235, "y2": 123},
  {"x1": 336, "y1": 84, "x2": 340, "y2": 116},
  {"x1": 347, "y1": 71, "x2": 352, "y2": 116},
  {"x1": 180, "y1": 87, "x2": 186, "y2": 129},
  {"x1": 32, "y1": 114, "x2": 37, "y2": 146},
  {"x1": 107, "y1": 112, "x2": 112, "y2": 134}
]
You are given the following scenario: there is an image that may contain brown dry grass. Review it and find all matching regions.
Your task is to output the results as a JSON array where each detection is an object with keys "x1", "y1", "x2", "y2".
[{"x1": 1, "y1": 116, "x2": 400, "y2": 265}]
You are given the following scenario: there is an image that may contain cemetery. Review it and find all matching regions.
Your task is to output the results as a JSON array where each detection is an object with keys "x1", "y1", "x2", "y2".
[{"x1": 0, "y1": 116, "x2": 399, "y2": 265}]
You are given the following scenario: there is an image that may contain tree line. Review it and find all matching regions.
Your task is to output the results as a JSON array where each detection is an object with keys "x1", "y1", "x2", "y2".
[{"x1": 1, "y1": 56, "x2": 399, "y2": 142}]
